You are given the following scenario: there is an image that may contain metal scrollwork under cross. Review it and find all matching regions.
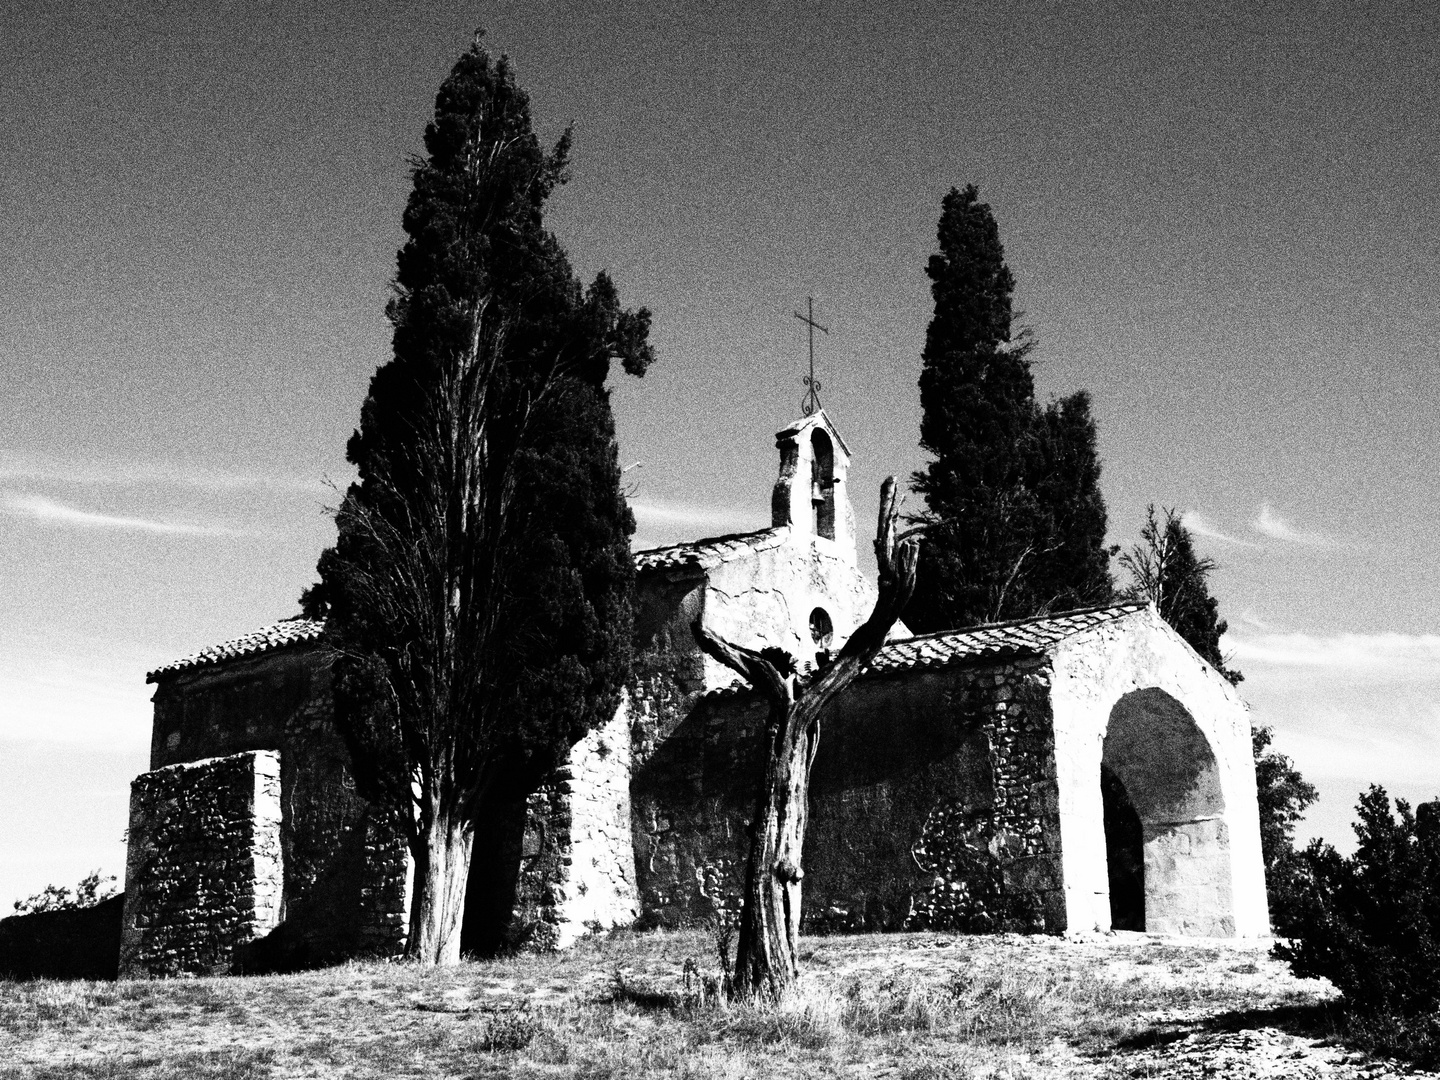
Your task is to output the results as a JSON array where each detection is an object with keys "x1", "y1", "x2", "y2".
[{"x1": 794, "y1": 296, "x2": 829, "y2": 416}]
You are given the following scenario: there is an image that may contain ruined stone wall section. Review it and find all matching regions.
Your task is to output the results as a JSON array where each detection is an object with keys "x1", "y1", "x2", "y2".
[
  {"x1": 357, "y1": 817, "x2": 412, "y2": 955},
  {"x1": 120, "y1": 750, "x2": 283, "y2": 977}
]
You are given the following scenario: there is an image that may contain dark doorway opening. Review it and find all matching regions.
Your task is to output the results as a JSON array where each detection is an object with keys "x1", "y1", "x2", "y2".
[
  {"x1": 459, "y1": 802, "x2": 527, "y2": 957},
  {"x1": 1102, "y1": 764, "x2": 1145, "y2": 931},
  {"x1": 1100, "y1": 687, "x2": 1231, "y2": 935}
]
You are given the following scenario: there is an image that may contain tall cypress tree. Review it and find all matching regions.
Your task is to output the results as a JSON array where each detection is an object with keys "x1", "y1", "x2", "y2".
[
  {"x1": 908, "y1": 185, "x2": 1112, "y2": 632},
  {"x1": 1119, "y1": 505, "x2": 1240, "y2": 683},
  {"x1": 303, "y1": 36, "x2": 653, "y2": 964}
]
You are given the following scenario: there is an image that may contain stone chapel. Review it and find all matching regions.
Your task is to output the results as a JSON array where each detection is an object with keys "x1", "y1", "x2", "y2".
[{"x1": 119, "y1": 410, "x2": 1269, "y2": 976}]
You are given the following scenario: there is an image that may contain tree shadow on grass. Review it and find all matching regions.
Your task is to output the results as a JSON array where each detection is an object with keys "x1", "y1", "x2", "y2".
[
  {"x1": 1110, "y1": 1001, "x2": 1343, "y2": 1053},
  {"x1": 1202, "y1": 1002, "x2": 1344, "y2": 1038},
  {"x1": 602, "y1": 972, "x2": 684, "y2": 1011}
]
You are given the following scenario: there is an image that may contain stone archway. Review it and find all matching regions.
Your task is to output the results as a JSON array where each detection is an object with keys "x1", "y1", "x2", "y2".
[{"x1": 1101, "y1": 688, "x2": 1235, "y2": 936}]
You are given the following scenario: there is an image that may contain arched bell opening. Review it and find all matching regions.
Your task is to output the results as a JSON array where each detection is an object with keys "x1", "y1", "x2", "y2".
[
  {"x1": 810, "y1": 428, "x2": 836, "y2": 540},
  {"x1": 1100, "y1": 688, "x2": 1235, "y2": 936}
]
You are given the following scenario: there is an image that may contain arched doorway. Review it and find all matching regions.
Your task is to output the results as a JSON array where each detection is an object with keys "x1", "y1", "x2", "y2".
[{"x1": 1101, "y1": 688, "x2": 1235, "y2": 936}]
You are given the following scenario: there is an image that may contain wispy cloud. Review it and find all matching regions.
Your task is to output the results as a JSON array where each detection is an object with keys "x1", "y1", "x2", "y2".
[
  {"x1": 1229, "y1": 609, "x2": 1282, "y2": 634},
  {"x1": 1225, "y1": 627, "x2": 1440, "y2": 677},
  {"x1": 630, "y1": 499, "x2": 761, "y2": 532},
  {"x1": 1181, "y1": 510, "x2": 1260, "y2": 548},
  {"x1": 1252, "y1": 502, "x2": 1367, "y2": 551},
  {"x1": 0, "y1": 455, "x2": 325, "y2": 494},
  {"x1": 2, "y1": 494, "x2": 245, "y2": 536},
  {"x1": 1234, "y1": 641, "x2": 1440, "y2": 851}
]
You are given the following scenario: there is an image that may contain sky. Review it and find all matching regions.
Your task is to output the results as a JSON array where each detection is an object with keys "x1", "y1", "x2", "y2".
[{"x1": 3, "y1": 0, "x2": 1438, "y2": 911}]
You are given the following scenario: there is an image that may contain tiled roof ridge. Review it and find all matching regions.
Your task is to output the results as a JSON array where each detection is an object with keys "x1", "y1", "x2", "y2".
[
  {"x1": 894, "y1": 600, "x2": 1150, "y2": 644},
  {"x1": 633, "y1": 527, "x2": 787, "y2": 572},
  {"x1": 859, "y1": 601, "x2": 1149, "y2": 678},
  {"x1": 146, "y1": 618, "x2": 326, "y2": 682},
  {"x1": 699, "y1": 601, "x2": 1152, "y2": 699}
]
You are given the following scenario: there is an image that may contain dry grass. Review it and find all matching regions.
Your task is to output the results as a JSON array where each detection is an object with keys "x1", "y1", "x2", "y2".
[{"x1": 0, "y1": 930, "x2": 1338, "y2": 1079}]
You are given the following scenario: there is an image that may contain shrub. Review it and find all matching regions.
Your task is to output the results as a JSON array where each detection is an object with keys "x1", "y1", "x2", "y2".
[
  {"x1": 474, "y1": 1009, "x2": 538, "y2": 1053},
  {"x1": 1275, "y1": 786, "x2": 1440, "y2": 1063},
  {"x1": 13, "y1": 871, "x2": 118, "y2": 915},
  {"x1": 1252, "y1": 725, "x2": 1319, "y2": 934}
]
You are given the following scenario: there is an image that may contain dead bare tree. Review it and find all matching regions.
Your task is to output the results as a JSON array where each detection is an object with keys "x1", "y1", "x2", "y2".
[{"x1": 691, "y1": 476, "x2": 920, "y2": 1000}]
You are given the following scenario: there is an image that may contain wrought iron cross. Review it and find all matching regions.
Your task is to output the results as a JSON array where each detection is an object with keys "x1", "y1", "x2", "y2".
[{"x1": 794, "y1": 296, "x2": 830, "y2": 417}]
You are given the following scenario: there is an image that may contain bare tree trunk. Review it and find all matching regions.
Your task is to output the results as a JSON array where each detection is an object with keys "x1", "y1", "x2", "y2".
[
  {"x1": 695, "y1": 477, "x2": 919, "y2": 1000},
  {"x1": 407, "y1": 812, "x2": 475, "y2": 964},
  {"x1": 733, "y1": 709, "x2": 817, "y2": 997}
]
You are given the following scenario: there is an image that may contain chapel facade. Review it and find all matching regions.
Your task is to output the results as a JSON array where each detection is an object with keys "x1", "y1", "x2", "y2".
[{"x1": 118, "y1": 411, "x2": 1269, "y2": 976}]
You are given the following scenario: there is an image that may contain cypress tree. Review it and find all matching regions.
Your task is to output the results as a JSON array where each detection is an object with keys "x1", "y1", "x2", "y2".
[
  {"x1": 1119, "y1": 505, "x2": 1240, "y2": 683},
  {"x1": 908, "y1": 185, "x2": 1112, "y2": 632},
  {"x1": 303, "y1": 35, "x2": 654, "y2": 963}
]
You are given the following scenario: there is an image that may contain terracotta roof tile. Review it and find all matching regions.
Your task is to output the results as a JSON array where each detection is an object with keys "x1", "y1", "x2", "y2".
[
  {"x1": 146, "y1": 619, "x2": 326, "y2": 682},
  {"x1": 701, "y1": 602, "x2": 1149, "y2": 699},
  {"x1": 865, "y1": 602, "x2": 1148, "y2": 675},
  {"x1": 633, "y1": 528, "x2": 788, "y2": 573}
]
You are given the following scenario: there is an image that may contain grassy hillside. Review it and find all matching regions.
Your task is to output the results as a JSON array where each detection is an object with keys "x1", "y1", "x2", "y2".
[{"x1": 0, "y1": 929, "x2": 1428, "y2": 1079}]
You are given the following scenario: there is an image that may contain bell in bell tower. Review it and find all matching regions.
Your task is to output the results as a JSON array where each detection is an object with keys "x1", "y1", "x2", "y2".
[{"x1": 770, "y1": 409, "x2": 855, "y2": 560}]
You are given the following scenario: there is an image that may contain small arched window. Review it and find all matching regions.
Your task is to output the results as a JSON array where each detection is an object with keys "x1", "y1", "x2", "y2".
[
  {"x1": 810, "y1": 428, "x2": 836, "y2": 540},
  {"x1": 809, "y1": 607, "x2": 834, "y2": 650}
]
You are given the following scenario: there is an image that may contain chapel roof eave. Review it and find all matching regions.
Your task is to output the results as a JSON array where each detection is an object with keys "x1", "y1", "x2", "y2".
[
  {"x1": 145, "y1": 619, "x2": 327, "y2": 683},
  {"x1": 632, "y1": 526, "x2": 789, "y2": 575},
  {"x1": 861, "y1": 601, "x2": 1148, "y2": 676}
]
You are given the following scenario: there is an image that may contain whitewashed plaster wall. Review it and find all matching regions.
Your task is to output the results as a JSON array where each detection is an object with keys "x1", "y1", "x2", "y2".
[
  {"x1": 549, "y1": 698, "x2": 641, "y2": 947},
  {"x1": 1047, "y1": 608, "x2": 1268, "y2": 937},
  {"x1": 697, "y1": 530, "x2": 877, "y2": 686}
]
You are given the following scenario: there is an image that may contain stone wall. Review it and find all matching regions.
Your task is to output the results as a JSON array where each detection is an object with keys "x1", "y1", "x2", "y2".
[
  {"x1": 630, "y1": 655, "x2": 1067, "y2": 934},
  {"x1": 631, "y1": 691, "x2": 764, "y2": 928},
  {"x1": 148, "y1": 648, "x2": 410, "y2": 961},
  {"x1": 495, "y1": 705, "x2": 641, "y2": 949},
  {"x1": 808, "y1": 660, "x2": 1064, "y2": 933},
  {"x1": 120, "y1": 751, "x2": 284, "y2": 977}
]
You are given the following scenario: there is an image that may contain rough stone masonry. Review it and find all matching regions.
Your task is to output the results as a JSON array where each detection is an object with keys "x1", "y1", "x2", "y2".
[{"x1": 120, "y1": 750, "x2": 283, "y2": 977}]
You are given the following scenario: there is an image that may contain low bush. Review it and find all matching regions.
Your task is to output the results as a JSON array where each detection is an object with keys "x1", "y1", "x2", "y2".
[
  {"x1": 474, "y1": 1008, "x2": 538, "y2": 1052},
  {"x1": 1276, "y1": 785, "x2": 1440, "y2": 1063},
  {"x1": 13, "y1": 870, "x2": 118, "y2": 915}
]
